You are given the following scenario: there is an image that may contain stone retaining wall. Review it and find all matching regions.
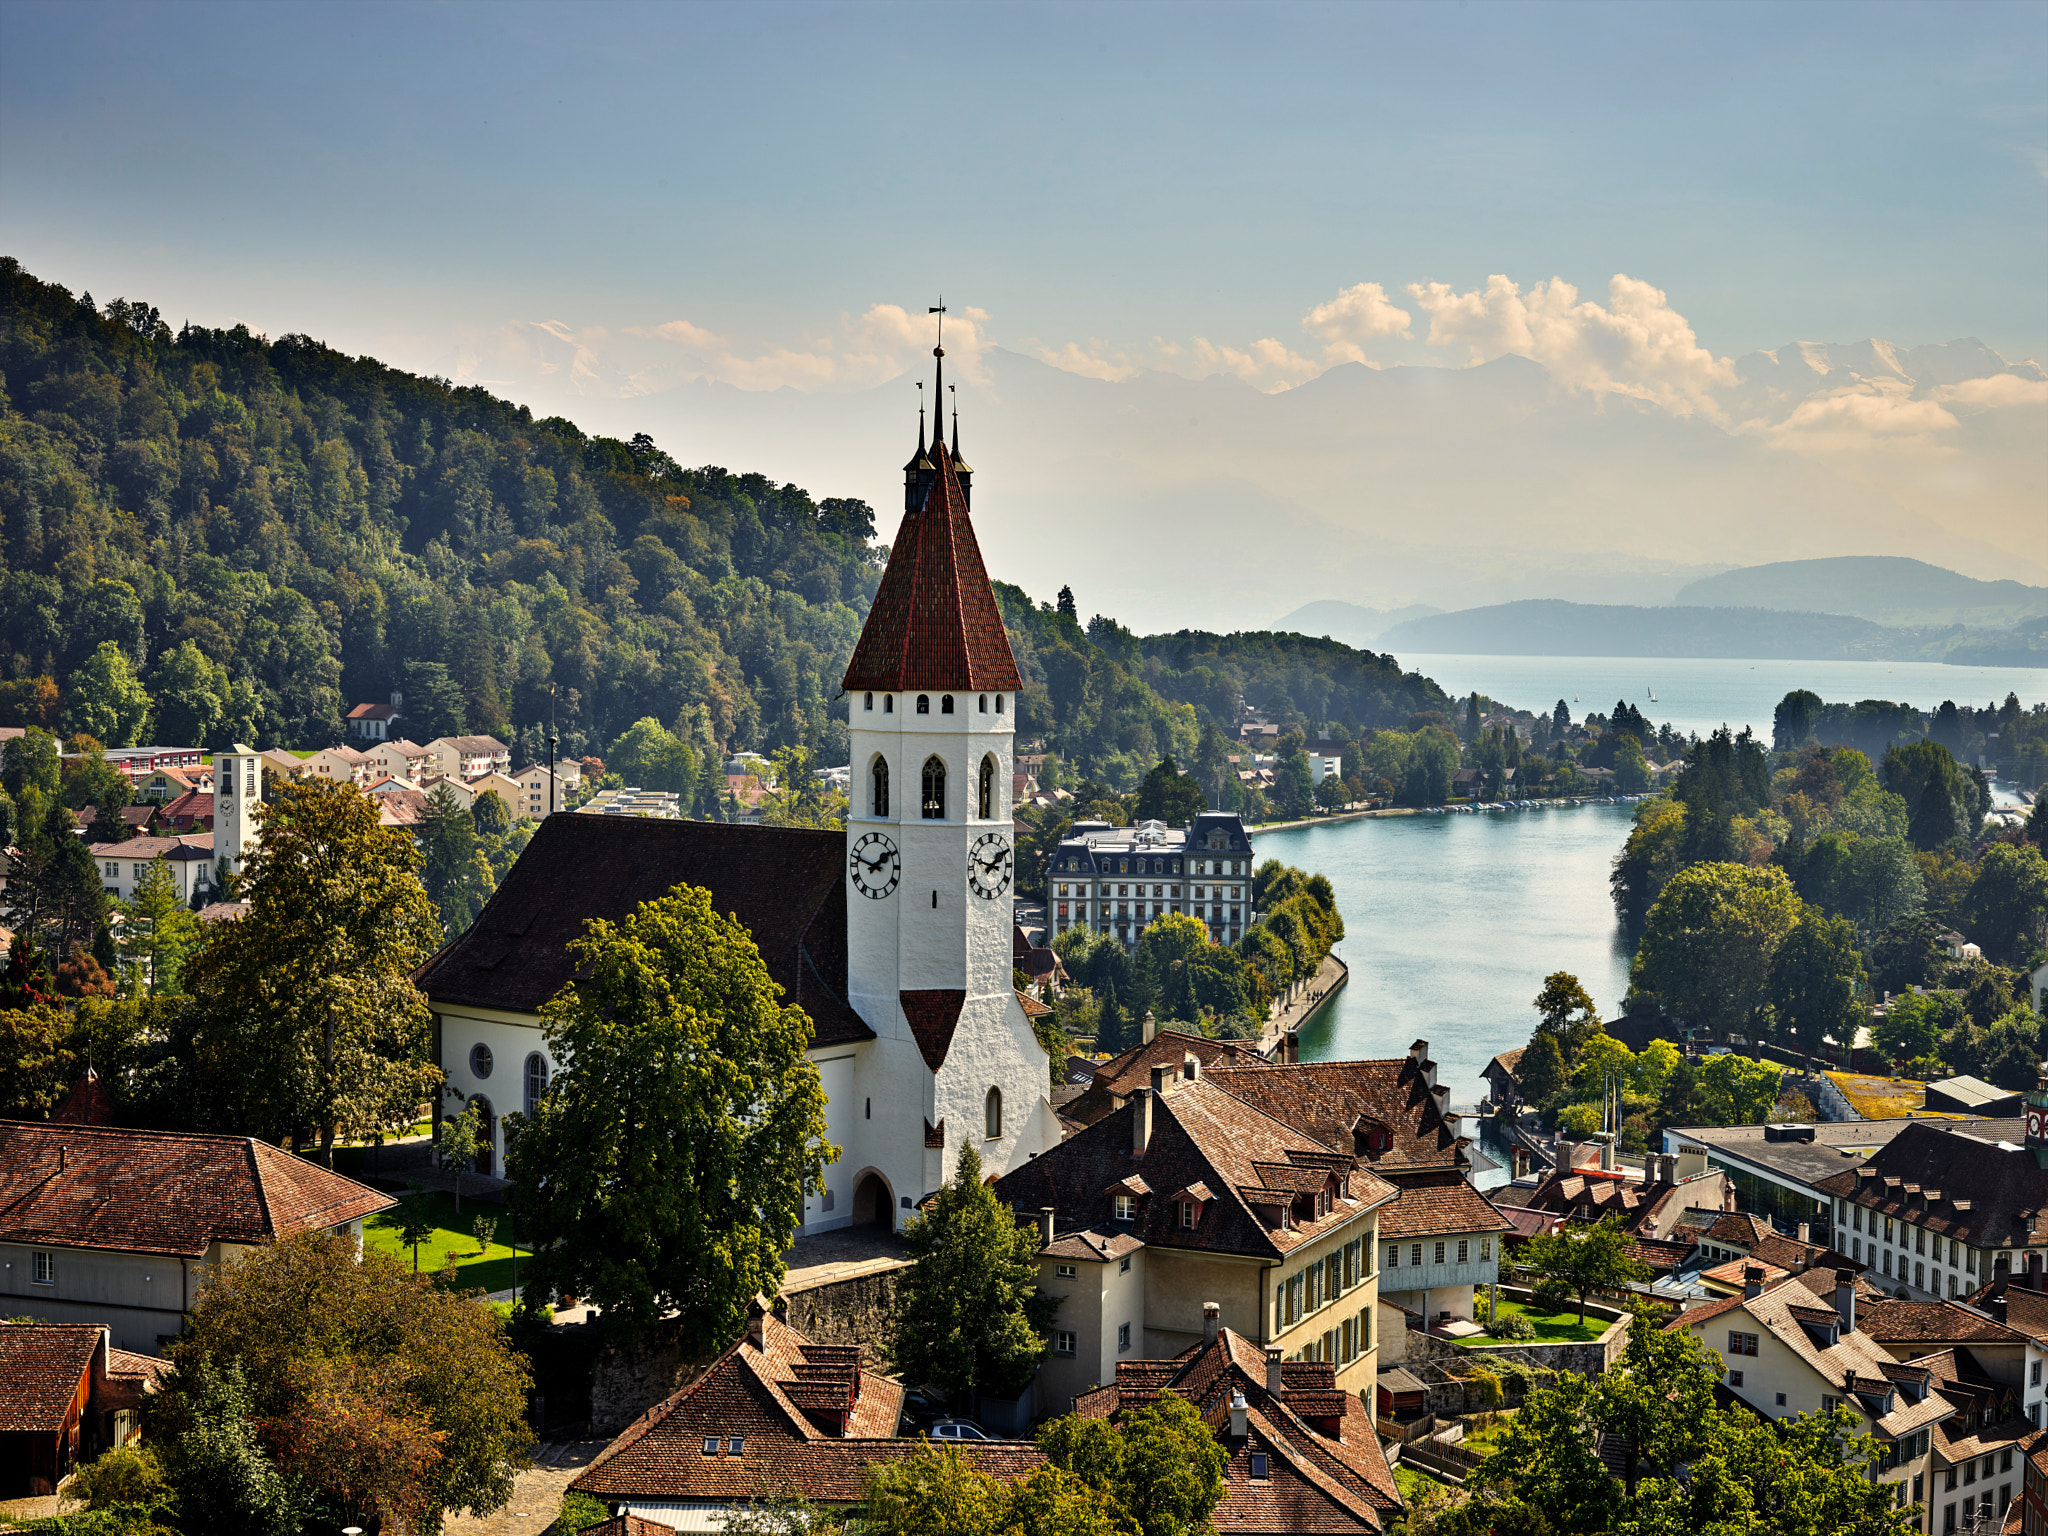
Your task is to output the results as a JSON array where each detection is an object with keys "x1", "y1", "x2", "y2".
[{"x1": 773, "y1": 1263, "x2": 909, "y2": 1347}]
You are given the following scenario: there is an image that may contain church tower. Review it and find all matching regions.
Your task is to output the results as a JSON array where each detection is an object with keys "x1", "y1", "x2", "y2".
[{"x1": 829, "y1": 322, "x2": 1056, "y2": 1230}]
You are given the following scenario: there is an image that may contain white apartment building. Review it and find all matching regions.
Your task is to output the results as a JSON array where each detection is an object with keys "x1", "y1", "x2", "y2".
[{"x1": 1049, "y1": 812, "x2": 1256, "y2": 948}]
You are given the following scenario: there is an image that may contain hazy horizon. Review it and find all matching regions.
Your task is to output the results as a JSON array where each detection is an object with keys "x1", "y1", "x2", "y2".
[{"x1": 5, "y1": 0, "x2": 2043, "y2": 632}]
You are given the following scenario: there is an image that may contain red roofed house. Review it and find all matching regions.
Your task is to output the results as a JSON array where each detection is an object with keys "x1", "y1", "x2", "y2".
[
  {"x1": 571, "y1": 1300, "x2": 1041, "y2": 1527},
  {"x1": 346, "y1": 695, "x2": 403, "y2": 742},
  {"x1": 0, "y1": 1322, "x2": 167, "y2": 1496},
  {"x1": 1073, "y1": 1313, "x2": 1401, "y2": 1533},
  {"x1": 0, "y1": 1119, "x2": 394, "y2": 1354},
  {"x1": 419, "y1": 362, "x2": 1059, "y2": 1227},
  {"x1": 993, "y1": 1062, "x2": 1397, "y2": 1419}
]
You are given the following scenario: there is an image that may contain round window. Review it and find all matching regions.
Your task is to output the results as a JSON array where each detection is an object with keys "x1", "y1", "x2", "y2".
[{"x1": 470, "y1": 1043, "x2": 493, "y2": 1079}]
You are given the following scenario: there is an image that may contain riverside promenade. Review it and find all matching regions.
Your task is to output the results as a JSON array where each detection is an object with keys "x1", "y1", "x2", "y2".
[{"x1": 1258, "y1": 952, "x2": 1349, "y2": 1059}]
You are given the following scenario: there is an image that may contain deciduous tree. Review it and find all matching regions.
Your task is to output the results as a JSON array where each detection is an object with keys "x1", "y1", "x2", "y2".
[
  {"x1": 1629, "y1": 862, "x2": 1802, "y2": 1043},
  {"x1": 1520, "y1": 1215, "x2": 1650, "y2": 1323},
  {"x1": 181, "y1": 777, "x2": 442, "y2": 1160},
  {"x1": 507, "y1": 884, "x2": 832, "y2": 1351},
  {"x1": 892, "y1": 1144, "x2": 1052, "y2": 1407},
  {"x1": 1768, "y1": 905, "x2": 1865, "y2": 1064},
  {"x1": 63, "y1": 641, "x2": 152, "y2": 747}
]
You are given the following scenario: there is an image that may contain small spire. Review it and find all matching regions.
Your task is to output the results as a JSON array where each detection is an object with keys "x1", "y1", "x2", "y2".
[
  {"x1": 950, "y1": 384, "x2": 960, "y2": 459},
  {"x1": 929, "y1": 302, "x2": 947, "y2": 451}
]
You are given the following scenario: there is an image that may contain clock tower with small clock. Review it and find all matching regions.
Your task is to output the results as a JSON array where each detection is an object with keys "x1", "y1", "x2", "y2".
[{"x1": 814, "y1": 327, "x2": 1058, "y2": 1232}]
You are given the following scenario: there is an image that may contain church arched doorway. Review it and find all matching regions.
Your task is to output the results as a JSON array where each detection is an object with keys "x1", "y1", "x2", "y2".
[{"x1": 851, "y1": 1170, "x2": 894, "y2": 1230}]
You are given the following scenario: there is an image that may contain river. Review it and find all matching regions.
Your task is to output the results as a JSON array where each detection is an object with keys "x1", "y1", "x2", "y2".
[{"x1": 1258, "y1": 802, "x2": 1639, "y2": 1107}]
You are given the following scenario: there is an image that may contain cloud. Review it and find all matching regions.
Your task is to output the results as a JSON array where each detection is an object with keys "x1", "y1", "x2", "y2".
[
  {"x1": 628, "y1": 318, "x2": 725, "y2": 349},
  {"x1": 1930, "y1": 373, "x2": 2048, "y2": 409},
  {"x1": 1760, "y1": 389, "x2": 1962, "y2": 454},
  {"x1": 1406, "y1": 273, "x2": 1736, "y2": 417},
  {"x1": 1300, "y1": 281, "x2": 1412, "y2": 365},
  {"x1": 1191, "y1": 336, "x2": 1322, "y2": 391},
  {"x1": 1030, "y1": 340, "x2": 1140, "y2": 382}
]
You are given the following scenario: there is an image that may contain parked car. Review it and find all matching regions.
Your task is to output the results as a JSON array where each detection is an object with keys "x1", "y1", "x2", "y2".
[{"x1": 928, "y1": 1418, "x2": 992, "y2": 1441}]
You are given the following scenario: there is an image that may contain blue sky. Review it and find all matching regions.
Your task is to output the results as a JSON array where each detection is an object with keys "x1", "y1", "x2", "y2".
[{"x1": 5, "y1": 0, "x2": 2045, "y2": 382}]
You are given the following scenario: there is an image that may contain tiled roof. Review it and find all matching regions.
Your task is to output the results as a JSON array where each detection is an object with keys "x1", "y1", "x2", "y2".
[
  {"x1": 1375, "y1": 1168, "x2": 1513, "y2": 1240},
  {"x1": 107, "y1": 1348, "x2": 169, "y2": 1388},
  {"x1": 0, "y1": 1324, "x2": 103, "y2": 1433},
  {"x1": 0, "y1": 1121, "x2": 393, "y2": 1257},
  {"x1": 1966, "y1": 1281, "x2": 2048, "y2": 1343},
  {"x1": 840, "y1": 442, "x2": 1021, "y2": 694},
  {"x1": 1858, "y1": 1299, "x2": 2024, "y2": 1346},
  {"x1": 87, "y1": 835, "x2": 213, "y2": 861},
  {"x1": 1815, "y1": 1122, "x2": 2048, "y2": 1252},
  {"x1": 1702, "y1": 1212, "x2": 1774, "y2": 1248},
  {"x1": 577, "y1": 1517, "x2": 676, "y2": 1536},
  {"x1": 1204, "y1": 1058, "x2": 1466, "y2": 1176},
  {"x1": 1668, "y1": 1277, "x2": 1954, "y2": 1437},
  {"x1": 574, "y1": 1306, "x2": 1041, "y2": 1505},
  {"x1": 346, "y1": 703, "x2": 400, "y2": 721},
  {"x1": 414, "y1": 816, "x2": 872, "y2": 1047},
  {"x1": 50, "y1": 1068, "x2": 117, "y2": 1126},
  {"x1": 433, "y1": 735, "x2": 509, "y2": 754},
  {"x1": 1060, "y1": 1031, "x2": 1269, "y2": 1128},
  {"x1": 1079, "y1": 1328, "x2": 1399, "y2": 1532},
  {"x1": 1518, "y1": 1164, "x2": 1718, "y2": 1239},
  {"x1": 993, "y1": 1079, "x2": 1395, "y2": 1262}
]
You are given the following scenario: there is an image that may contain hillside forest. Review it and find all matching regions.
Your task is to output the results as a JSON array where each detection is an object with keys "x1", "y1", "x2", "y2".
[{"x1": 0, "y1": 257, "x2": 1448, "y2": 795}]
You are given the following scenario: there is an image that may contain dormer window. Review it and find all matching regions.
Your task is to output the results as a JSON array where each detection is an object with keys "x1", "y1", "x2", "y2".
[
  {"x1": 1179, "y1": 1200, "x2": 1199, "y2": 1229},
  {"x1": 1115, "y1": 1194, "x2": 1135, "y2": 1222}
]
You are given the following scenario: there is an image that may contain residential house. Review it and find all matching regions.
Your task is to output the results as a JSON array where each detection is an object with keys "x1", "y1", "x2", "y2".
[
  {"x1": 1916, "y1": 1346, "x2": 2034, "y2": 1532},
  {"x1": 157, "y1": 790, "x2": 213, "y2": 834},
  {"x1": 373, "y1": 787, "x2": 431, "y2": 830},
  {"x1": 345, "y1": 696, "x2": 403, "y2": 742},
  {"x1": 361, "y1": 739, "x2": 432, "y2": 783},
  {"x1": 133, "y1": 766, "x2": 202, "y2": 804},
  {"x1": 1858, "y1": 1294, "x2": 2045, "y2": 1433},
  {"x1": 569, "y1": 1301, "x2": 1041, "y2": 1527},
  {"x1": 256, "y1": 748, "x2": 303, "y2": 781},
  {"x1": 1480, "y1": 1046, "x2": 1526, "y2": 1111},
  {"x1": 417, "y1": 775, "x2": 476, "y2": 809},
  {"x1": 0, "y1": 1116, "x2": 394, "y2": 1353},
  {"x1": 0, "y1": 1324, "x2": 107, "y2": 1497},
  {"x1": 1816, "y1": 1113, "x2": 2048, "y2": 1302},
  {"x1": 1206, "y1": 1041, "x2": 1511, "y2": 1329},
  {"x1": 991, "y1": 1063, "x2": 1396, "y2": 1417},
  {"x1": 1665, "y1": 1270, "x2": 1948, "y2": 1530},
  {"x1": 77, "y1": 804, "x2": 157, "y2": 840},
  {"x1": 1962, "y1": 1261, "x2": 2048, "y2": 1432},
  {"x1": 1071, "y1": 1315, "x2": 1402, "y2": 1532},
  {"x1": 421, "y1": 735, "x2": 511, "y2": 781},
  {"x1": 464, "y1": 771, "x2": 526, "y2": 819},
  {"x1": 88, "y1": 836, "x2": 217, "y2": 903},
  {"x1": 2021, "y1": 1428, "x2": 2048, "y2": 1536},
  {"x1": 512, "y1": 760, "x2": 582, "y2": 819},
  {"x1": 300, "y1": 744, "x2": 374, "y2": 785}
]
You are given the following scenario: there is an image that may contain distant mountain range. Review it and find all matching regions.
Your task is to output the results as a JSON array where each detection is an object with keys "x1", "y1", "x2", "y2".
[
  {"x1": 1377, "y1": 600, "x2": 2048, "y2": 666},
  {"x1": 1269, "y1": 600, "x2": 1444, "y2": 648},
  {"x1": 1672, "y1": 556, "x2": 2048, "y2": 629}
]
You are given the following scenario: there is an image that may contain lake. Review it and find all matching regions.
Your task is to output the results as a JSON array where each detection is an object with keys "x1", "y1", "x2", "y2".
[
  {"x1": 1399, "y1": 653, "x2": 2048, "y2": 742},
  {"x1": 1258, "y1": 802, "x2": 1639, "y2": 1107}
]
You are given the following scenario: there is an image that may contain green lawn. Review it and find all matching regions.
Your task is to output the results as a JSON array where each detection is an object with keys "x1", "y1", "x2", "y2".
[
  {"x1": 1456, "y1": 1411, "x2": 1518, "y2": 1453},
  {"x1": 1458, "y1": 1298, "x2": 1610, "y2": 1347},
  {"x1": 362, "y1": 1187, "x2": 527, "y2": 1295},
  {"x1": 1395, "y1": 1465, "x2": 1452, "y2": 1502}
]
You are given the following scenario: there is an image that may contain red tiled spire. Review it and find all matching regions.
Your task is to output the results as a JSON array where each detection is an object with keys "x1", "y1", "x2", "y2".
[{"x1": 842, "y1": 440, "x2": 1022, "y2": 693}]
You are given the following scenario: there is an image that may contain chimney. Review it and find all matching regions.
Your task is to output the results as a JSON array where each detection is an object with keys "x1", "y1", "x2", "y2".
[
  {"x1": 747, "y1": 1297, "x2": 768, "y2": 1351},
  {"x1": 1151, "y1": 1063, "x2": 1171, "y2": 1100},
  {"x1": 1039, "y1": 1207, "x2": 1056, "y2": 1249},
  {"x1": 1184, "y1": 1053, "x2": 1201, "y2": 1083},
  {"x1": 1203, "y1": 1301, "x2": 1220, "y2": 1346},
  {"x1": 1834, "y1": 1269, "x2": 1857, "y2": 1333},
  {"x1": 1996, "y1": 1252, "x2": 2012, "y2": 1287},
  {"x1": 1443, "y1": 1110, "x2": 1463, "y2": 1140},
  {"x1": 1142, "y1": 1010, "x2": 1157, "y2": 1045},
  {"x1": 2029, "y1": 1252, "x2": 2044, "y2": 1292},
  {"x1": 1843, "y1": 1368, "x2": 1856, "y2": 1398},
  {"x1": 1989, "y1": 1291, "x2": 2010, "y2": 1323},
  {"x1": 1284, "y1": 1029, "x2": 1299, "y2": 1065},
  {"x1": 1229, "y1": 1389, "x2": 1248, "y2": 1439},
  {"x1": 1660, "y1": 1153, "x2": 1678, "y2": 1184},
  {"x1": 1796, "y1": 1222, "x2": 1810, "y2": 1245},
  {"x1": 1133, "y1": 1088, "x2": 1153, "y2": 1155},
  {"x1": 1599, "y1": 1136, "x2": 1616, "y2": 1173},
  {"x1": 1265, "y1": 1346, "x2": 1284, "y2": 1395},
  {"x1": 1743, "y1": 1265, "x2": 1765, "y2": 1300}
]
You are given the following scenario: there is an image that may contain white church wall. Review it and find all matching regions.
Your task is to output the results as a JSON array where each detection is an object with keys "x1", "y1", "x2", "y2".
[{"x1": 436, "y1": 1005, "x2": 558, "y2": 1175}]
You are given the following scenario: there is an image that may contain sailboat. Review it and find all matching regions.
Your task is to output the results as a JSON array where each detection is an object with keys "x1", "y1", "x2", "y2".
[{"x1": 1648, "y1": 687, "x2": 1658, "y2": 703}]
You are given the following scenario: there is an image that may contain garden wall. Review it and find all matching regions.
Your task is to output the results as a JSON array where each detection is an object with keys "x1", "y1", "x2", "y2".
[{"x1": 1401, "y1": 1290, "x2": 1632, "y2": 1387}]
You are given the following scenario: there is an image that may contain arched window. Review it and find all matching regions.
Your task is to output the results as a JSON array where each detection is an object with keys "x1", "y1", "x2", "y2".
[
  {"x1": 469, "y1": 1043, "x2": 493, "y2": 1079},
  {"x1": 941, "y1": 695, "x2": 955, "y2": 714},
  {"x1": 864, "y1": 692, "x2": 874, "y2": 711},
  {"x1": 916, "y1": 694, "x2": 930, "y2": 714},
  {"x1": 922, "y1": 757, "x2": 946, "y2": 819},
  {"x1": 525, "y1": 1053, "x2": 549, "y2": 1117},
  {"x1": 872, "y1": 757, "x2": 890, "y2": 817},
  {"x1": 995, "y1": 694, "x2": 1004, "y2": 714},
  {"x1": 978, "y1": 694, "x2": 988, "y2": 713},
  {"x1": 884, "y1": 695, "x2": 894, "y2": 714},
  {"x1": 471, "y1": 1096, "x2": 496, "y2": 1176},
  {"x1": 979, "y1": 755, "x2": 996, "y2": 819},
  {"x1": 986, "y1": 1086, "x2": 1003, "y2": 1139}
]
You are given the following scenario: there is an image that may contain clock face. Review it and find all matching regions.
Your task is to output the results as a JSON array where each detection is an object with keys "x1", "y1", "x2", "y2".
[
  {"x1": 2030, "y1": 1108, "x2": 2045, "y2": 1141},
  {"x1": 969, "y1": 832, "x2": 1013, "y2": 899},
  {"x1": 849, "y1": 831, "x2": 901, "y2": 899}
]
